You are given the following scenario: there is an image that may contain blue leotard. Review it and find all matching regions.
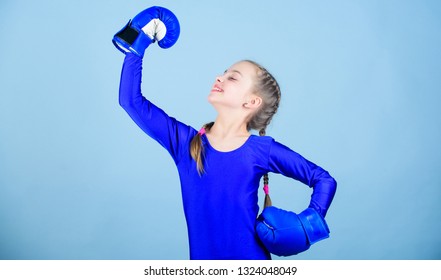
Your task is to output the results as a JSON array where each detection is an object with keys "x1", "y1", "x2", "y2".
[{"x1": 119, "y1": 54, "x2": 337, "y2": 260}]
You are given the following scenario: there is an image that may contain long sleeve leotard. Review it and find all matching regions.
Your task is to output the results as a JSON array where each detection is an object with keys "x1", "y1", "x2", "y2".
[{"x1": 119, "y1": 53, "x2": 337, "y2": 260}]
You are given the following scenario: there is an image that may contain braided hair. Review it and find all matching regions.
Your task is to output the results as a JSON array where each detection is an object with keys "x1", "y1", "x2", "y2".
[{"x1": 248, "y1": 60, "x2": 282, "y2": 208}]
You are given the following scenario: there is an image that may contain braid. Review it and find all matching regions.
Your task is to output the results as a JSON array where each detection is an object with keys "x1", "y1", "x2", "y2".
[
  {"x1": 245, "y1": 61, "x2": 281, "y2": 133},
  {"x1": 190, "y1": 121, "x2": 214, "y2": 175},
  {"x1": 244, "y1": 60, "x2": 281, "y2": 209},
  {"x1": 260, "y1": 128, "x2": 272, "y2": 208}
]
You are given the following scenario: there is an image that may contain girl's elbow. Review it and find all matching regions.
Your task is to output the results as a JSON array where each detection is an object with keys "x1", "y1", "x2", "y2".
[
  {"x1": 327, "y1": 176, "x2": 337, "y2": 194},
  {"x1": 119, "y1": 99, "x2": 129, "y2": 109},
  {"x1": 119, "y1": 96, "x2": 134, "y2": 110},
  {"x1": 331, "y1": 176, "x2": 337, "y2": 189}
]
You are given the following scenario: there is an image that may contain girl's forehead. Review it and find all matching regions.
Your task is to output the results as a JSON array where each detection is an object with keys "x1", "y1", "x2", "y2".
[{"x1": 227, "y1": 61, "x2": 258, "y2": 77}]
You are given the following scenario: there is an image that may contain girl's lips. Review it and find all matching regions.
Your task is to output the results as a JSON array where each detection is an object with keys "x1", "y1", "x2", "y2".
[{"x1": 211, "y1": 85, "x2": 224, "y2": 92}]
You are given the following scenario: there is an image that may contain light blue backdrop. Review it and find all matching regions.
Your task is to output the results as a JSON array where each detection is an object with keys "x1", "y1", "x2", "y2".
[{"x1": 0, "y1": 0, "x2": 440, "y2": 260}]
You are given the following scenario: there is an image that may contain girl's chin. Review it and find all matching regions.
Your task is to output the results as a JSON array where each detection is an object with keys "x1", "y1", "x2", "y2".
[
  {"x1": 207, "y1": 94, "x2": 218, "y2": 104},
  {"x1": 207, "y1": 97, "x2": 222, "y2": 111}
]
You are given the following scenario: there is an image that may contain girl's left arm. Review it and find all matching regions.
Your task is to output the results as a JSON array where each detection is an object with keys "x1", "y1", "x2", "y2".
[{"x1": 268, "y1": 139, "x2": 337, "y2": 217}]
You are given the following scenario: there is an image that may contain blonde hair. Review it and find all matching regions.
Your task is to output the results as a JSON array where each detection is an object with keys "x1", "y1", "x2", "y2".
[
  {"x1": 190, "y1": 60, "x2": 281, "y2": 207},
  {"x1": 190, "y1": 121, "x2": 214, "y2": 174}
]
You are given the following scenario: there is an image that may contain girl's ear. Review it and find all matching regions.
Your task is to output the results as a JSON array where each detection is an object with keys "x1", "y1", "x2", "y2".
[{"x1": 245, "y1": 95, "x2": 262, "y2": 109}]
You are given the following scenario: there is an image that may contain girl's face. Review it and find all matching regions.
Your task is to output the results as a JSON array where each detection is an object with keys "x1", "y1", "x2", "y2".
[{"x1": 208, "y1": 61, "x2": 259, "y2": 111}]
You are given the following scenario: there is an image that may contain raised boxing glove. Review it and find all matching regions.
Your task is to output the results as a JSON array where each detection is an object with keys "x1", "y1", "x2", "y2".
[
  {"x1": 256, "y1": 206, "x2": 330, "y2": 256},
  {"x1": 112, "y1": 6, "x2": 180, "y2": 57}
]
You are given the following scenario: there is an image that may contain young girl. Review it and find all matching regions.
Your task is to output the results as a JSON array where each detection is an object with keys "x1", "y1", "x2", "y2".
[{"x1": 119, "y1": 53, "x2": 337, "y2": 260}]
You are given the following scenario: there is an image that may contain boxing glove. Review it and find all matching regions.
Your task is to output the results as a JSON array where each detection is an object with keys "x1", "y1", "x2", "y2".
[
  {"x1": 256, "y1": 206, "x2": 330, "y2": 256},
  {"x1": 112, "y1": 6, "x2": 180, "y2": 57}
]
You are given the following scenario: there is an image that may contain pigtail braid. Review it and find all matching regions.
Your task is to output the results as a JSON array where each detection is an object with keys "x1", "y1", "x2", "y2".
[
  {"x1": 260, "y1": 128, "x2": 273, "y2": 208},
  {"x1": 248, "y1": 62, "x2": 281, "y2": 209},
  {"x1": 190, "y1": 122, "x2": 214, "y2": 175}
]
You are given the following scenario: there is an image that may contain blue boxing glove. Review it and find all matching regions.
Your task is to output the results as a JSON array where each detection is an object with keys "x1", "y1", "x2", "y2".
[
  {"x1": 112, "y1": 6, "x2": 180, "y2": 57},
  {"x1": 256, "y1": 207, "x2": 330, "y2": 256}
]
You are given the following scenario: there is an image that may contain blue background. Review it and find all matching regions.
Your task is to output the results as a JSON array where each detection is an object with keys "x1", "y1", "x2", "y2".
[{"x1": 0, "y1": 0, "x2": 440, "y2": 260}]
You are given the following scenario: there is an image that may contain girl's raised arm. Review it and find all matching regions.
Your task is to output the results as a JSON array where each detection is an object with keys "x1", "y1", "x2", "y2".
[{"x1": 119, "y1": 53, "x2": 194, "y2": 163}]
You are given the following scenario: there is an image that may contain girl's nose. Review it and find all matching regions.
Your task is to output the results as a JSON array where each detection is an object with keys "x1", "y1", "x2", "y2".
[{"x1": 216, "y1": 75, "x2": 224, "y2": 83}]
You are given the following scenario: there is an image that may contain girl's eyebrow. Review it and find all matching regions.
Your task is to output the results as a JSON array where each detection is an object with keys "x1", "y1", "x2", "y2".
[{"x1": 224, "y1": 69, "x2": 243, "y2": 76}]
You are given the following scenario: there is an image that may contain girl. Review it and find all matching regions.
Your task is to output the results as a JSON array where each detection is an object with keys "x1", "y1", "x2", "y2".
[{"x1": 119, "y1": 53, "x2": 337, "y2": 260}]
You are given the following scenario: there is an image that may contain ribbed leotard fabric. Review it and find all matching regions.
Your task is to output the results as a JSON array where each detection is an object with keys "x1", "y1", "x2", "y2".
[{"x1": 119, "y1": 54, "x2": 337, "y2": 260}]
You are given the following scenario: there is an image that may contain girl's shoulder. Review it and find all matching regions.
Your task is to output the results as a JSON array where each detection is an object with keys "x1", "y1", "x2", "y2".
[
  {"x1": 249, "y1": 134, "x2": 275, "y2": 143},
  {"x1": 248, "y1": 134, "x2": 295, "y2": 155},
  {"x1": 247, "y1": 134, "x2": 276, "y2": 151}
]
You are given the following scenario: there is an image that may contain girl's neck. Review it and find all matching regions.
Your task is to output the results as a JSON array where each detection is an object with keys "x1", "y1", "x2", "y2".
[
  {"x1": 204, "y1": 114, "x2": 251, "y2": 152},
  {"x1": 209, "y1": 115, "x2": 250, "y2": 139}
]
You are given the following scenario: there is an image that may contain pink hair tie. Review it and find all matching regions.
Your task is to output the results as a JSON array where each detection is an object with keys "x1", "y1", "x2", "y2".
[
  {"x1": 263, "y1": 184, "x2": 269, "y2": 195},
  {"x1": 198, "y1": 127, "x2": 206, "y2": 136}
]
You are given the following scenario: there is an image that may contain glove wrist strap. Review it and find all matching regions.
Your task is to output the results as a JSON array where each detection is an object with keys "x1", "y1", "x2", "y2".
[
  {"x1": 113, "y1": 21, "x2": 154, "y2": 57},
  {"x1": 298, "y1": 208, "x2": 330, "y2": 244}
]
